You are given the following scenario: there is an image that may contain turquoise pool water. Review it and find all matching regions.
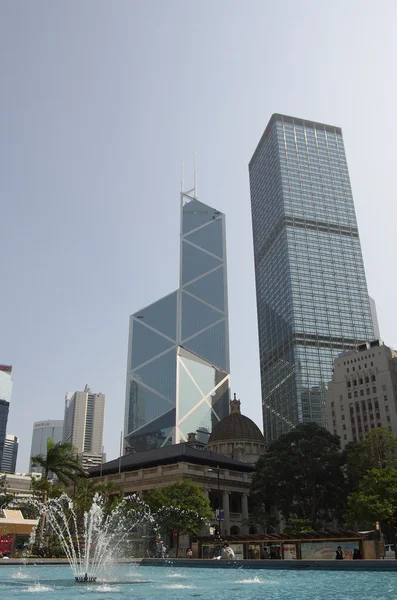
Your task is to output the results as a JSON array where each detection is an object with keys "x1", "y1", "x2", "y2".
[{"x1": 0, "y1": 564, "x2": 395, "y2": 600}]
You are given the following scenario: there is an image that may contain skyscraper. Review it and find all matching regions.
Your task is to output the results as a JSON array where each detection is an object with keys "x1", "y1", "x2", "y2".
[
  {"x1": 369, "y1": 296, "x2": 381, "y2": 340},
  {"x1": 63, "y1": 386, "x2": 105, "y2": 468},
  {"x1": 0, "y1": 366, "x2": 12, "y2": 467},
  {"x1": 29, "y1": 420, "x2": 64, "y2": 474},
  {"x1": 1, "y1": 434, "x2": 18, "y2": 474},
  {"x1": 249, "y1": 113, "x2": 374, "y2": 443},
  {"x1": 124, "y1": 180, "x2": 230, "y2": 452}
]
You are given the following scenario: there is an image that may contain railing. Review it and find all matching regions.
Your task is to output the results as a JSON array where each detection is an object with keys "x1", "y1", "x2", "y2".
[{"x1": 229, "y1": 512, "x2": 242, "y2": 521}]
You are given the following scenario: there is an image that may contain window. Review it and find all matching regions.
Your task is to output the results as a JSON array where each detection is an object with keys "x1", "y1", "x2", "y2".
[
  {"x1": 342, "y1": 414, "x2": 345, "y2": 420},
  {"x1": 360, "y1": 390, "x2": 364, "y2": 396},
  {"x1": 387, "y1": 416, "x2": 391, "y2": 422},
  {"x1": 366, "y1": 388, "x2": 370, "y2": 395},
  {"x1": 339, "y1": 395, "x2": 343, "y2": 401},
  {"x1": 386, "y1": 405, "x2": 389, "y2": 412},
  {"x1": 353, "y1": 367, "x2": 355, "y2": 372},
  {"x1": 359, "y1": 378, "x2": 363, "y2": 385},
  {"x1": 371, "y1": 375, "x2": 376, "y2": 382},
  {"x1": 347, "y1": 381, "x2": 351, "y2": 388},
  {"x1": 348, "y1": 392, "x2": 352, "y2": 399},
  {"x1": 382, "y1": 385, "x2": 387, "y2": 391},
  {"x1": 371, "y1": 423, "x2": 375, "y2": 429},
  {"x1": 365, "y1": 377, "x2": 369, "y2": 383},
  {"x1": 353, "y1": 379, "x2": 357, "y2": 386},
  {"x1": 373, "y1": 387, "x2": 377, "y2": 393},
  {"x1": 343, "y1": 425, "x2": 346, "y2": 430},
  {"x1": 332, "y1": 411, "x2": 335, "y2": 417},
  {"x1": 354, "y1": 391, "x2": 358, "y2": 398},
  {"x1": 331, "y1": 401, "x2": 334, "y2": 407},
  {"x1": 344, "y1": 434, "x2": 347, "y2": 440},
  {"x1": 384, "y1": 395, "x2": 388, "y2": 402}
]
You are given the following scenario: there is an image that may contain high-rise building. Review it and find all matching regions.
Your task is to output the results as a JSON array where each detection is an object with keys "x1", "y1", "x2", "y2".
[
  {"x1": 63, "y1": 386, "x2": 105, "y2": 468},
  {"x1": 369, "y1": 296, "x2": 381, "y2": 340},
  {"x1": 0, "y1": 365, "x2": 13, "y2": 402},
  {"x1": 1, "y1": 434, "x2": 18, "y2": 474},
  {"x1": 29, "y1": 420, "x2": 64, "y2": 474},
  {"x1": 249, "y1": 113, "x2": 374, "y2": 443},
  {"x1": 124, "y1": 180, "x2": 230, "y2": 453},
  {"x1": 0, "y1": 400, "x2": 10, "y2": 469},
  {"x1": 326, "y1": 340, "x2": 397, "y2": 447},
  {"x1": 0, "y1": 366, "x2": 12, "y2": 467}
]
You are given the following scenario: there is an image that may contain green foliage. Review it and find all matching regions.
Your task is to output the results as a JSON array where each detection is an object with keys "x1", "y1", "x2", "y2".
[
  {"x1": 242, "y1": 502, "x2": 278, "y2": 534},
  {"x1": 144, "y1": 480, "x2": 212, "y2": 556},
  {"x1": 31, "y1": 439, "x2": 86, "y2": 487},
  {"x1": 0, "y1": 474, "x2": 14, "y2": 510},
  {"x1": 250, "y1": 422, "x2": 347, "y2": 529},
  {"x1": 346, "y1": 466, "x2": 397, "y2": 530},
  {"x1": 346, "y1": 428, "x2": 397, "y2": 486},
  {"x1": 283, "y1": 518, "x2": 313, "y2": 534}
]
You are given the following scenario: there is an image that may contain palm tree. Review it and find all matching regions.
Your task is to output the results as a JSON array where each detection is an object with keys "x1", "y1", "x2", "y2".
[
  {"x1": 31, "y1": 439, "x2": 86, "y2": 494},
  {"x1": 31, "y1": 438, "x2": 86, "y2": 543}
]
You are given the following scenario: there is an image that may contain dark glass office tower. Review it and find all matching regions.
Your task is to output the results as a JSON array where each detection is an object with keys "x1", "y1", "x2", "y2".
[
  {"x1": 249, "y1": 114, "x2": 374, "y2": 443},
  {"x1": 124, "y1": 182, "x2": 230, "y2": 452}
]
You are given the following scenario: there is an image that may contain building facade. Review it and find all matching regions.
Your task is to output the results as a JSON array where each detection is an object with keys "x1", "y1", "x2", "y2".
[
  {"x1": 63, "y1": 386, "x2": 105, "y2": 469},
  {"x1": 326, "y1": 340, "x2": 397, "y2": 447},
  {"x1": 0, "y1": 400, "x2": 10, "y2": 470},
  {"x1": 124, "y1": 182, "x2": 230, "y2": 452},
  {"x1": 369, "y1": 296, "x2": 381, "y2": 340},
  {"x1": 1, "y1": 434, "x2": 18, "y2": 474},
  {"x1": 29, "y1": 420, "x2": 64, "y2": 474},
  {"x1": 249, "y1": 113, "x2": 374, "y2": 443}
]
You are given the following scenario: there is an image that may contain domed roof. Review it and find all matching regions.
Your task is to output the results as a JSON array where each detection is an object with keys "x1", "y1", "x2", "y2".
[{"x1": 208, "y1": 396, "x2": 265, "y2": 444}]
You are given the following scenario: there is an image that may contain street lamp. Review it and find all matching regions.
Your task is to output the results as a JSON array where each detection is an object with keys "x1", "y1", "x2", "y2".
[{"x1": 208, "y1": 466, "x2": 221, "y2": 538}]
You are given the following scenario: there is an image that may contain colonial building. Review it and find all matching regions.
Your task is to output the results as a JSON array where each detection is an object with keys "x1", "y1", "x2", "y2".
[
  {"x1": 89, "y1": 398, "x2": 265, "y2": 538},
  {"x1": 326, "y1": 340, "x2": 397, "y2": 447},
  {"x1": 206, "y1": 395, "x2": 266, "y2": 463}
]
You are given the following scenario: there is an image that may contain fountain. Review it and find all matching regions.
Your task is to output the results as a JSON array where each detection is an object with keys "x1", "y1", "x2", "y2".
[{"x1": 30, "y1": 492, "x2": 156, "y2": 583}]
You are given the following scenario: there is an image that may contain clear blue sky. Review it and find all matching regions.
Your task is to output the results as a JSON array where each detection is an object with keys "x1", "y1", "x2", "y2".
[{"x1": 1, "y1": 0, "x2": 396, "y2": 471}]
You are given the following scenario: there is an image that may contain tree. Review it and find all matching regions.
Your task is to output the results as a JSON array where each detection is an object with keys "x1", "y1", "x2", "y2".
[
  {"x1": 242, "y1": 502, "x2": 278, "y2": 534},
  {"x1": 31, "y1": 439, "x2": 86, "y2": 497},
  {"x1": 346, "y1": 466, "x2": 397, "y2": 557},
  {"x1": 250, "y1": 422, "x2": 347, "y2": 529},
  {"x1": 31, "y1": 438, "x2": 86, "y2": 543},
  {"x1": 0, "y1": 474, "x2": 13, "y2": 510},
  {"x1": 346, "y1": 428, "x2": 397, "y2": 486},
  {"x1": 144, "y1": 480, "x2": 213, "y2": 557}
]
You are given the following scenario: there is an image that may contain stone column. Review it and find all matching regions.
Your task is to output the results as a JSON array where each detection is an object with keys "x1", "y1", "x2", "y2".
[
  {"x1": 241, "y1": 493, "x2": 249, "y2": 535},
  {"x1": 222, "y1": 490, "x2": 230, "y2": 537}
]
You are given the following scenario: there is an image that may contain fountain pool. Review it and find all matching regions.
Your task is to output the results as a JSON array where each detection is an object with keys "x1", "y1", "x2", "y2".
[{"x1": 0, "y1": 564, "x2": 395, "y2": 600}]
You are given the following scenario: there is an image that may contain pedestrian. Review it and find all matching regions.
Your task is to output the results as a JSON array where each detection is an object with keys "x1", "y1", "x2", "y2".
[
  {"x1": 186, "y1": 548, "x2": 193, "y2": 558},
  {"x1": 221, "y1": 542, "x2": 235, "y2": 559},
  {"x1": 335, "y1": 546, "x2": 344, "y2": 560}
]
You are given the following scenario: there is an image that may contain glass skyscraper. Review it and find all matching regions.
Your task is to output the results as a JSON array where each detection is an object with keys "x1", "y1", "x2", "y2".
[
  {"x1": 124, "y1": 184, "x2": 230, "y2": 452},
  {"x1": 0, "y1": 366, "x2": 12, "y2": 467},
  {"x1": 249, "y1": 113, "x2": 374, "y2": 443}
]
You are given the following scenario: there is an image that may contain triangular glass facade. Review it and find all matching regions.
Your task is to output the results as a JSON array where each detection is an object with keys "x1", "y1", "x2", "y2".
[{"x1": 124, "y1": 188, "x2": 230, "y2": 452}]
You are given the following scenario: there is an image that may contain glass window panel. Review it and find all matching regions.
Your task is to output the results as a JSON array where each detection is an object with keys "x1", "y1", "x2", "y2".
[
  {"x1": 179, "y1": 400, "x2": 213, "y2": 440},
  {"x1": 183, "y1": 199, "x2": 222, "y2": 234},
  {"x1": 184, "y1": 267, "x2": 225, "y2": 311},
  {"x1": 178, "y1": 360, "x2": 204, "y2": 421},
  {"x1": 128, "y1": 380, "x2": 175, "y2": 434},
  {"x1": 131, "y1": 321, "x2": 175, "y2": 369},
  {"x1": 133, "y1": 292, "x2": 177, "y2": 341},
  {"x1": 133, "y1": 348, "x2": 176, "y2": 401},
  {"x1": 185, "y1": 320, "x2": 227, "y2": 371},
  {"x1": 185, "y1": 218, "x2": 223, "y2": 258},
  {"x1": 182, "y1": 241, "x2": 222, "y2": 285},
  {"x1": 182, "y1": 291, "x2": 223, "y2": 340}
]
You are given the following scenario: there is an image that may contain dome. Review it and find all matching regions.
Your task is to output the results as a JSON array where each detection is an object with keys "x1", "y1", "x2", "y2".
[{"x1": 208, "y1": 396, "x2": 265, "y2": 445}]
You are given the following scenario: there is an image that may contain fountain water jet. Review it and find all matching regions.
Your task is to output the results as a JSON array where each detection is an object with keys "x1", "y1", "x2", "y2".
[{"x1": 30, "y1": 492, "x2": 156, "y2": 583}]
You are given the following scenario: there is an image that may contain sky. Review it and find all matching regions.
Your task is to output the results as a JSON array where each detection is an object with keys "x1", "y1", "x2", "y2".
[{"x1": 1, "y1": 0, "x2": 397, "y2": 472}]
